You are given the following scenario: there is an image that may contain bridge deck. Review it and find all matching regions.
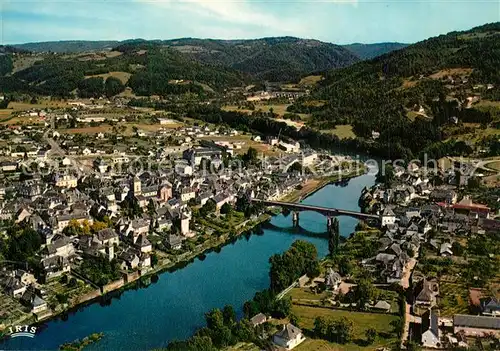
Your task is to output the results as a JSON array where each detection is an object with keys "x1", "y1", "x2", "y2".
[{"x1": 251, "y1": 199, "x2": 379, "y2": 220}]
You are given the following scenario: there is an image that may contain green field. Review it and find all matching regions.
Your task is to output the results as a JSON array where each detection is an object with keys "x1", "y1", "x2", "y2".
[
  {"x1": 291, "y1": 305, "x2": 400, "y2": 350},
  {"x1": 320, "y1": 125, "x2": 356, "y2": 140}
]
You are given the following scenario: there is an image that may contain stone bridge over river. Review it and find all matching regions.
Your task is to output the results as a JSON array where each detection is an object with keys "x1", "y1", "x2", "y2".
[{"x1": 251, "y1": 199, "x2": 380, "y2": 232}]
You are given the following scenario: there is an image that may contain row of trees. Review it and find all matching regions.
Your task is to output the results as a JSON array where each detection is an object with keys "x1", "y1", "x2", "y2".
[{"x1": 166, "y1": 304, "x2": 273, "y2": 351}]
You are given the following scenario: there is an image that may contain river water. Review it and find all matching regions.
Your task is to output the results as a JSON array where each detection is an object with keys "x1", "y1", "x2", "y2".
[{"x1": 2, "y1": 172, "x2": 375, "y2": 351}]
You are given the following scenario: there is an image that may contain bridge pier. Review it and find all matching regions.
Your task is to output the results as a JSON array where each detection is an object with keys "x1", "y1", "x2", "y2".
[
  {"x1": 292, "y1": 211, "x2": 300, "y2": 227},
  {"x1": 326, "y1": 216, "x2": 333, "y2": 233}
]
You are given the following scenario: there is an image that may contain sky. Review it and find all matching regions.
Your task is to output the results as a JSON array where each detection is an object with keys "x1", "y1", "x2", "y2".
[{"x1": 1, "y1": 0, "x2": 499, "y2": 45}]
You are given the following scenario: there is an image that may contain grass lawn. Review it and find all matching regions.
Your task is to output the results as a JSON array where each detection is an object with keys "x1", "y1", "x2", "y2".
[
  {"x1": 485, "y1": 160, "x2": 500, "y2": 171},
  {"x1": 428, "y1": 68, "x2": 473, "y2": 79},
  {"x1": 289, "y1": 287, "x2": 329, "y2": 301},
  {"x1": 295, "y1": 338, "x2": 396, "y2": 351},
  {"x1": 279, "y1": 179, "x2": 321, "y2": 203},
  {"x1": 320, "y1": 125, "x2": 355, "y2": 140},
  {"x1": 225, "y1": 342, "x2": 260, "y2": 351},
  {"x1": 291, "y1": 305, "x2": 399, "y2": 349},
  {"x1": 222, "y1": 104, "x2": 310, "y2": 121},
  {"x1": 445, "y1": 126, "x2": 500, "y2": 144}
]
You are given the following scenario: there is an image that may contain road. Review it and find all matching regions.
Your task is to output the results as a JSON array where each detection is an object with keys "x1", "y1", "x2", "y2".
[
  {"x1": 44, "y1": 131, "x2": 94, "y2": 175},
  {"x1": 401, "y1": 302, "x2": 411, "y2": 349},
  {"x1": 401, "y1": 258, "x2": 416, "y2": 289}
]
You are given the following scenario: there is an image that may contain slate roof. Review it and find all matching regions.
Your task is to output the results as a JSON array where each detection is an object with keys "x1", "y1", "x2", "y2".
[
  {"x1": 422, "y1": 309, "x2": 439, "y2": 337},
  {"x1": 250, "y1": 313, "x2": 267, "y2": 326},
  {"x1": 95, "y1": 228, "x2": 118, "y2": 242},
  {"x1": 274, "y1": 323, "x2": 302, "y2": 341},
  {"x1": 454, "y1": 314, "x2": 500, "y2": 330}
]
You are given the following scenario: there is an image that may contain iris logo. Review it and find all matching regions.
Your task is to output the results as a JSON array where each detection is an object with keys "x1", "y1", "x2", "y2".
[{"x1": 7, "y1": 325, "x2": 37, "y2": 338}]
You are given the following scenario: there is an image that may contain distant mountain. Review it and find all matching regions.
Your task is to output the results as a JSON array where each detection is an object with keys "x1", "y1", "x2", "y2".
[
  {"x1": 14, "y1": 40, "x2": 121, "y2": 53},
  {"x1": 343, "y1": 42, "x2": 408, "y2": 60}
]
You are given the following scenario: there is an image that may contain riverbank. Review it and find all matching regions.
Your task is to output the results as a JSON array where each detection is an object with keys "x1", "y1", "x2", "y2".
[
  {"x1": 0, "y1": 212, "x2": 272, "y2": 335},
  {"x1": 280, "y1": 167, "x2": 367, "y2": 203}
]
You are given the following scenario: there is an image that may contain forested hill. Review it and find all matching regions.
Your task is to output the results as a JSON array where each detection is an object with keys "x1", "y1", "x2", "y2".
[
  {"x1": 343, "y1": 42, "x2": 408, "y2": 60},
  {"x1": 10, "y1": 37, "x2": 410, "y2": 85},
  {"x1": 290, "y1": 22, "x2": 500, "y2": 159},
  {"x1": 3, "y1": 37, "x2": 412, "y2": 95},
  {"x1": 0, "y1": 44, "x2": 247, "y2": 97},
  {"x1": 159, "y1": 37, "x2": 359, "y2": 82}
]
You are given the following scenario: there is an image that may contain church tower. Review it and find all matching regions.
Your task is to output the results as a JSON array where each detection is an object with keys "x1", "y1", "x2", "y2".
[{"x1": 132, "y1": 176, "x2": 142, "y2": 196}]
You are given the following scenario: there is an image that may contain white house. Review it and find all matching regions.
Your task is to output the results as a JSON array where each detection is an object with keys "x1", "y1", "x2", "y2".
[
  {"x1": 381, "y1": 207, "x2": 396, "y2": 226},
  {"x1": 273, "y1": 324, "x2": 306, "y2": 350}
]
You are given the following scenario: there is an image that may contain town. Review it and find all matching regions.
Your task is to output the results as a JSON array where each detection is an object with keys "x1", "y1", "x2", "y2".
[
  {"x1": 252, "y1": 159, "x2": 499, "y2": 351},
  {"x1": 0, "y1": 20, "x2": 499, "y2": 351},
  {"x1": 0, "y1": 98, "x2": 360, "y2": 336}
]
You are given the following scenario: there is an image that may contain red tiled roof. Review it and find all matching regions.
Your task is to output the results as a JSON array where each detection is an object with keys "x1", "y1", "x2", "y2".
[{"x1": 452, "y1": 203, "x2": 490, "y2": 212}]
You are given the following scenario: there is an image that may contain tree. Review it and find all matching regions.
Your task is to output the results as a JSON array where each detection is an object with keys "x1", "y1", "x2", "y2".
[
  {"x1": 355, "y1": 279, "x2": 377, "y2": 310},
  {"x1": 289, "y1": 313, "x2": 300, "y2": 327},
  {"x1": 222, "y1": 305, "x2": 236, "y2": 326},
  {"x1": 68, "y1": 277, "x2": 78, "y2": 287},
  {"x1": 377, "y1": 164, "x2": 395, "y2": 187},
  {"x1": 332, "y1": 317, "x2": 353, "y2": 344},
  {"x1": 220, "y1": 203, "x2": 232, "y2": 215},
  {"x1": 288, "y1": 162, "x2": 302, "y2": 173},
  {"x1": 90, "y1": 221, "x2": 108, "y2": 233},
  {"x1": 205, "y1": 309, "x2": 225, "y2": 330},
  {"x1": 328, "y1": 218, "x2": 340, "y2": 256},
  {"x1": 269, "y1": 240, "x2": 318, "y2": 292},
  {"x1": 314, "y1": 316, "x2": 327, "y2": 337},
  {"x1": 337, "y1": 256, "x2": 354, "y2": 276},
  {"x1": 272, "y1": 297, "x2": 291, "y2": 318},
  {"x1": 390, "y1": 318, "x2": 403, "y2": 337},
  {"x1": 365, "y1": 327, "x2": 377, "y2": 344},
  {"x1": 242, "y1": 147, "x2": 258, "y2": 164},
  {"x1": 200, "y1": 199, "x2": 216, "y2": 217},
  {"x1": 104, "y1": 76, "x2": 125, "y2": 97}
]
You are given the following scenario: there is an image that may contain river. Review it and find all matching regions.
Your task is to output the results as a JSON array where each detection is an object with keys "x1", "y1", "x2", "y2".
[{"x1": 2, "y1": 172, "x2": 375, "y2": 351}]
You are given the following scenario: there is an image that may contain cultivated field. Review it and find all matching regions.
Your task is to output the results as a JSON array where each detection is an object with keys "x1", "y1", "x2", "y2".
[
  {"x1": 298, "y1": 75, "x2": 323, "y2": 86},
  {"x1": 85, "y1": 71, "x2": 132, "y2": 84},
  {"x1": 0, "y1": 100, "x2": 70, "y2": 120},
  {"x1": 223, "y1": 103, "x2": 310, "y2": 121}
]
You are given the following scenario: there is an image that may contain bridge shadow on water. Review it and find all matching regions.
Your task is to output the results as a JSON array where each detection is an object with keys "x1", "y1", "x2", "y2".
[{"x1": 262, "y1": 221, "x2": 331, "y2": 239}]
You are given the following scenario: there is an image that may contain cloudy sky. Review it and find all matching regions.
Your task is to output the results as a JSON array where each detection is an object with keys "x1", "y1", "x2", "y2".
[{"x1": 2, "y1": 0, "x2": 499, "y2": 45}]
